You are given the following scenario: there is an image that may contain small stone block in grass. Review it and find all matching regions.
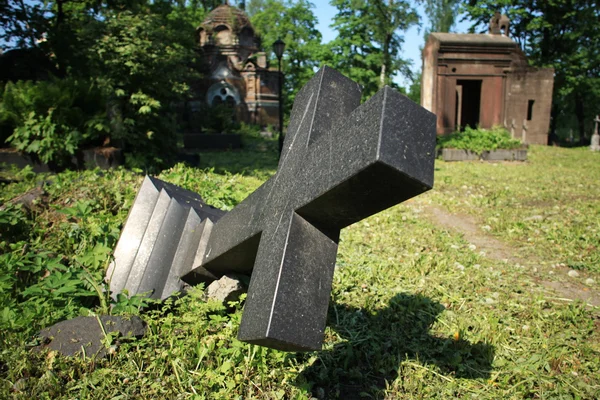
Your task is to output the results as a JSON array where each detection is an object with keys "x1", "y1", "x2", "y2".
[{"x1": 35, "y1": 316, "x2": 147, "y2": 358}]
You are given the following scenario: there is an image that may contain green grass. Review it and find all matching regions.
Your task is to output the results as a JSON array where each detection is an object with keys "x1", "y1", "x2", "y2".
[
  {"x1": 428, "y1": 145, "x2": 600, "y2": 273},
  {"x1": 1, "y1": 145, "x2": 599, "y2": 399}
]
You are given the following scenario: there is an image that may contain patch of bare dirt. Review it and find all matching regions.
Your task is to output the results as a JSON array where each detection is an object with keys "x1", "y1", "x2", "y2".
[{"x1": 419, "y1": 205, "x2": 600, "y2": 307}]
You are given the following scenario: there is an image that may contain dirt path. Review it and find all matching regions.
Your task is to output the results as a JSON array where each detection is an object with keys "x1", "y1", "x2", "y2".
[{"x1": 417, "y1": 204, "x2": 600, "y2": 307}]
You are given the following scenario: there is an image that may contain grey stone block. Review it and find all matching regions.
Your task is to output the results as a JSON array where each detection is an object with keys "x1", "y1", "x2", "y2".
[
  {"x1": 81, "y1": 148, "x2": 123, "y2": 169},
  {"x1": 591, "y1": 133, "x2": 600, "y2": 151},
  {"x1": 482, "y1": 149, "x2": 527, "y2": 161},
  {"x1": 442, "y1": 148, "x2": 528, "y2": 161},
  {"x1": 0, "y1": 150, "x2": 52, "y2": 172},
  {"x1": 441, "y1": 148, "x2": 479, "y2": 161},
  {"x1": 514, "y1": 149, "x2": 528, "y2": 161}
]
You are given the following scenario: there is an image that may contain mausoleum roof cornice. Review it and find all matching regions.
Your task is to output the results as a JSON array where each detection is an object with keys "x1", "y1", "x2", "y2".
[{"x1": 429, "y1": 33, "x2": 516, "y2": 49}]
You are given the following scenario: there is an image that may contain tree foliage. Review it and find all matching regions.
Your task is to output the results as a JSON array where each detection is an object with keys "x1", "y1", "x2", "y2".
[
  {"x1": 0, "y1": 0, "x2": 47, "y2": 49},
  {"x1": 89, "y1": 8, "x2": 199, "y2": 167},
  {"x1": 248, "y1": 0, "x2": 323, "y2": 113},
  {"x1": 0, "y1": 0, "x2": 208, "y2": 169},
  {"x1": 325, "y1": 0, "x2": 418, "y2": 100},
  {"x1": 1, "y1": 78, "x2": 106, "y2": 165},
  {"x1": 419, "y1": 0, "x2": 460, "y2": 35}
]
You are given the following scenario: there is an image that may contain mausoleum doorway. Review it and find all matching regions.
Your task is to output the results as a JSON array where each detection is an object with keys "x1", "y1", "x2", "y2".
[{"x1": 456, "y1": 79, "x2": 482, "y2": 130}]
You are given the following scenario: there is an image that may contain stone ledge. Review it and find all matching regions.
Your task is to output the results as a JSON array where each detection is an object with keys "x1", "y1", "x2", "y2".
[
  {"x1": 0, "y1": 148, "x2": 51, "y2": 172},
  {"x1": 441, "y1": 148, "x2": 527, "y2": 162},
  {"x1": 0, "y1": 147, "x2": 123, "y2": 172}
]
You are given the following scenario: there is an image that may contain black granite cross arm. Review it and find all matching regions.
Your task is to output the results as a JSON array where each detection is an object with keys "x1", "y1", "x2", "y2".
[{"x1": 183, "y1": 66, "x2": 436, "y2": 351}]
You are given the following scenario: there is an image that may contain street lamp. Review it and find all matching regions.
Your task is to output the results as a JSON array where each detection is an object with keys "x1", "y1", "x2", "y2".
[{"x1": 273, "y1": 38, "x2": 285, "y2": 155}]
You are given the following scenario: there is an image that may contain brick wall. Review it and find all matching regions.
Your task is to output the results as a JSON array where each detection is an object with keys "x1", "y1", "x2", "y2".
[{"x1": 504, "y1": 68, "x2": 554, "y2": 145}]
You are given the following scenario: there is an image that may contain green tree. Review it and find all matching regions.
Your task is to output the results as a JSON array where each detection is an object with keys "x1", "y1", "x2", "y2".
[
  {"x1": 89, "y1": 7, "x2": 199, "y2": 168},
  {"x1": 462, "y1": 0, "x2": 600, "y2": 142},
  {"x1": 407, "y1": 71, "x2": 422, "y2": 104},
  {"x1": 249, "y1": 0, "x2": 323, "y2": 114},
  {"x1": 411, "y1": 0, "x2": 459, "y2": 103},
  {"x1": 419, "y1": 0, "x2": 460, "y2": 35},
  {"x1": 245, "y1": 0, "x2": 266, "y2": 16},
  {"x1": 1, "y1": 0, "x2": 203, "y2": 168},
  {"x1": 0, "y1": 0, "x2": 46, "y2": 48},
  {"x1": 326, "y1": 0, "x2": 418, "y2": 99}
]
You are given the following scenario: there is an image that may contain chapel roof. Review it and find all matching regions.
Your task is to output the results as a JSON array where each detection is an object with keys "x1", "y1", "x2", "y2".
[{"x1": 200, "y1": 3, "x2": 253, "y2": 33}]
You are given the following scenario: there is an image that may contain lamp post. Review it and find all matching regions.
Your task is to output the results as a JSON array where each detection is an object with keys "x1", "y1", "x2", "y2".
[{"x1": 273, "y1": 38, "x2": 285, "y2": 155}]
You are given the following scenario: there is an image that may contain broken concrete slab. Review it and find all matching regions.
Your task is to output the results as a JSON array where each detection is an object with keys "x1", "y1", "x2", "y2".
[{"x1": 35, "y1": 315, "x2": 147, "y2": 358}]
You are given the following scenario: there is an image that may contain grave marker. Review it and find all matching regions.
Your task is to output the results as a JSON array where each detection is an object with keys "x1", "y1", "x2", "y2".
[
  {"x1": 107, "y1": 66, "x2": 436, "y2": 351},
  {"x1": 591, "y1": 115, "x2": 600, "y2": 151}
]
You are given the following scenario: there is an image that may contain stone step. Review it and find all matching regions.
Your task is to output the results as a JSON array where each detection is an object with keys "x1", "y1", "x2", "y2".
[
  {"x1": 135, "y1": 196, "x2": 190, "y2": 298},
  {"x1": 107, "y1": 176, "x2": 226, "y2": 300},
  {"x1": 158, "y1": 208, "x2": 206, "y2": 299},
  {"x1": 123, "y1": 188, "x2": 173, "y2": 295},
  {"x1": 107, "y1": 176, "x2": 164, "y2": 295}
]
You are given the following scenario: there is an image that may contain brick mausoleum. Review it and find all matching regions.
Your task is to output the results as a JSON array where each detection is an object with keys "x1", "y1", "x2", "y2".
[
  {"x1": 189, "y1": 2, "x2": 280, "y2": 128},
  {"x1": 421, "y1": 12, "x2": 554, "y2": 145}
]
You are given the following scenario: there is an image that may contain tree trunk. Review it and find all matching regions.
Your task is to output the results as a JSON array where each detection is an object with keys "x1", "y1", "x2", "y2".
[
  {"x1": 380, "y1": 33, "x2": 391, "y2": 88},
  {"x1": 574, "y1": 91, "x2": 586, "y2": 144},
  {"x1": 56, "y1": 0, "x2": 65, "y2": 30},
  {"x1": 548, "y1": 102, "x2": 558, "y2": 145},
  {"x1": 379, "y1": 0, "x2": 393, "y2": 89},
  {"x1": 379, "y1": 57, "x2": 386, "y2": 88},
  {"x1": 54, "y1": 0, "x2": 67, "y2": 76}
]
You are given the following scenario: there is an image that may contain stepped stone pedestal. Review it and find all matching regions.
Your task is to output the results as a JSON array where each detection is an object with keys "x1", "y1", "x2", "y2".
[{"x1": 106, "y1": 176, "x2": 225, "y2": 300}]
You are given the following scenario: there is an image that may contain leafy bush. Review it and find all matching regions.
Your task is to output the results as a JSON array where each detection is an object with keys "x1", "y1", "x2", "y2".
[
  {"x1": 235, "y1": 122, "x2": 264, "y2": 138},
  {"x1": 437, "y1": 126, "x2": 523, "y2": 154},
  {"x1": 0, "y1": 244, "x2": 99, "y2": 332},
  {"x1": 0, "y1": 203, "x2": 28, "y2": 244},
  {"x1": 0, "y1": 79, "x2": 108, "y2": 165},
  {"x1": 8, "y1": 110, "x2": 80, "y2": 165},
  {"x1": 1, "y1": 7, "x2": 199, "y2": 171},
  {"x1": 204, "y1": 103, "x2": 240, "y2": 134},
  {"x1": 90, "y1": 10, "x2": 198, "y2": 170}
]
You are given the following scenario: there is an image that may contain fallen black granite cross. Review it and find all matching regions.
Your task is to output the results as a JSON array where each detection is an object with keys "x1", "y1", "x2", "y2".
[{"x1": 107, "y1": 66, "x2": 436, "y2": 352}]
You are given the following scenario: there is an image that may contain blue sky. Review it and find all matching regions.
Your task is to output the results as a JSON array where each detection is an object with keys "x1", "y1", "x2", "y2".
[{"x1": 312, "y1": 2, "x2": 472, "y2": 87}]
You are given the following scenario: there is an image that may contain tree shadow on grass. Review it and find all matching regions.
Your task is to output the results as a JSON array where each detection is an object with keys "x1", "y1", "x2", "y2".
[
  {"x1": 194, "y1": 137, "x2": 279, "y2": 177},
  {"x1": 196, "y1": 149, "x2": 278, "y2": 177},
  {"x1": 297, "y1": 293, "x2": 494, "y2": 399}
]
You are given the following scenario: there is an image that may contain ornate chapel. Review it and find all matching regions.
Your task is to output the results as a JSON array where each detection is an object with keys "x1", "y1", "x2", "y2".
[{"x1": 190, "y1": 2, "x2": 280, "y2": 128}]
